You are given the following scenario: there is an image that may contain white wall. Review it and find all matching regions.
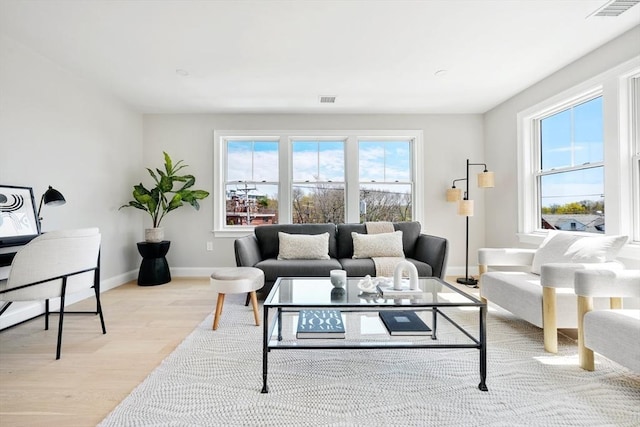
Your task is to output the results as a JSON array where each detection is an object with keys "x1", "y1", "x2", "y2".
[
  {"x1": 142, "y1": 114, "x2": 484, "y2": 276},
  {"x1": 484, "y1": 25, "x2": 640, "y2": 267},
  {"x1": 0, "y1": 35, "x2": 143, "y2": 327}
]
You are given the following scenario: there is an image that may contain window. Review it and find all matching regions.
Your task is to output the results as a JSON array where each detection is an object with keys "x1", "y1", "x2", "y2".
[
  {"x1": 224, "y1": 139, "x2": 279, "y2": 226},
  {"x1": 292, "y1": 140, "x2": 345, "y2": 224},
  {"x1": 537, "y1": 96, "x2": 605, "y2": 234},
  {"x1": 214, "y1": 130, "x2": 423, "y2": 234},
  {"x1": 517, "y1": 57, "x2": 640, "y2": 250},
  {"x1": 359, "y1": 140, "x2": 413, "y2": 222}
]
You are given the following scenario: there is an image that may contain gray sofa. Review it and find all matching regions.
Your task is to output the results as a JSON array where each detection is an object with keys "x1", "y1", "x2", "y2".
[{"x1": 234, "y1": 221, "x2": 448, "y2": 296}]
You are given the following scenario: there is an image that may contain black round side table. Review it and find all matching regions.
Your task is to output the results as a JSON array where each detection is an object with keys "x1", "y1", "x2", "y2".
[{"x1": 136, "y1": 241, "x2": 171, "y2": 286}]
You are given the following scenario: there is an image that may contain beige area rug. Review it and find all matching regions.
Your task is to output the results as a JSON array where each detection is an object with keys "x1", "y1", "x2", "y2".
[{"x1": 100, "y1": 294, "x2": 640, "y2": 426}]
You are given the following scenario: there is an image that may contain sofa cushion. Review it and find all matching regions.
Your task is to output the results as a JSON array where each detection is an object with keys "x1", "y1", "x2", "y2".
[
  {"x1": 254, "y1": 223, "x2": 337, "y2": 259},
  {"x1": 255, "y1": 258, "x2": 342, "y2": 283},
  {"x1": 336, "y1": 221, "x2": 421, "y2": 259},
  {"x1": 351, "y1": 231, "x2": 404, "y2": 258},
  {"x1": 277, "y1": 232, "x2": 330, "y2": 260},
  {"x1": 531, "y1": 231, "x2": 627, "y2": 275}
]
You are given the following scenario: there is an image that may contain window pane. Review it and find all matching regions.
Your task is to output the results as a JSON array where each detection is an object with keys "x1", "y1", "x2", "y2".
[
  {"x1": 539, "y1": 167, "x2": 604, "y2": 233},
  {"x1": 227, "y1": 141, "x2": 253, "y2": 181},
  {"x1": 253, "y1": 142, "x2": 279, "y2": 182},
  {"x1": 225, "y1": 183, "x2": 278, "y2": 226},
  {"x1": 359, "y1": 141, "x2": 411, "y2": 182},
  {"x1": 359, "y1": 184, "x2": 412, "y2": 223},
  {"x1": 540, "y1": 97, "x2": 603, "y2": 171},
  {"x1": 292, "y1": 183, "x2": 344, "y2": 224},
  {"x1": 292, "y1": 140, "x2": 344, "y2": 182},
  {"x1": 226, "y1": 140, "x2": 278, "y2": 182}
]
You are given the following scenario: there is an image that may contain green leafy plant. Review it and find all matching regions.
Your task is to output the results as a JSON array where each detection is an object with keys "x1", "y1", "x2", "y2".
[{"x1": 120, "y1": 152, "x2": 210, "y2": 227}]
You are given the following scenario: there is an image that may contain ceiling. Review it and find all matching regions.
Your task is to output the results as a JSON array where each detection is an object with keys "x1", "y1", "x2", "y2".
[{"x1": 1, "y1": 0, "x2": 638, "y2": 114}]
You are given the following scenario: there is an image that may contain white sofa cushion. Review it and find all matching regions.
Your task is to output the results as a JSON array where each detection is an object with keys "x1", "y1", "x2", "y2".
[
  {"x1": 351, "y1": 231, "x2": 404, "y2": 259},
  {"x1": 277, "y1": 232, "x2": 330, "y2": 260},
  {"x1": 584, "y1": 309, "x2": 640, "y2": 372},
  {"x1": 531, "y1": 231, "x2": 627, "y2": 274},
  {"x1": 481, "y1": 271, "x2": 610, "y2": 328}
]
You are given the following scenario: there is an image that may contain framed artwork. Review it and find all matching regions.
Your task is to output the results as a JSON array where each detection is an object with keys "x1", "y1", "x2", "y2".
[{"x1": 0, "y1": 185, "x2": 40, "y2": 248}]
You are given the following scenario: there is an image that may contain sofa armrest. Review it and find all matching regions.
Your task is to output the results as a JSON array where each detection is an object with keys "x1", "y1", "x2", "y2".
[
  {"x1": 574, "y1": 269, "x2": 640, "y2": 298},
  {"x1": 234, "y1": 235, "x2": 263, "y2": 267},
  {"x1": 477, "y1": 248, "x2": 536, "y2": 267},
  {"x1": 414, "y1": 234, "x2": 448, "y2": 279},
  {"x1": 541, "y1": 262, "x2": 625, "y2": 288}
]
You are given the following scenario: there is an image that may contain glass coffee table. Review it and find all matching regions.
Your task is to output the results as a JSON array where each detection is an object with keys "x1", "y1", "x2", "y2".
[{"x1": 261, "y1": 276, "x2": 488, "y2": 393}]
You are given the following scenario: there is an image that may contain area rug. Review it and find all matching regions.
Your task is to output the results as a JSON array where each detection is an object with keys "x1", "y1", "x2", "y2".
[{"x1": 100, "y1": 294, "x2": 640, "y2": 426}]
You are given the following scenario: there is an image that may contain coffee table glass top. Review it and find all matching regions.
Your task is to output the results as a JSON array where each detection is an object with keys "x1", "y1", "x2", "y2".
[{"x1": 264, "y1": 277, "x2": 483, "y2": 308}]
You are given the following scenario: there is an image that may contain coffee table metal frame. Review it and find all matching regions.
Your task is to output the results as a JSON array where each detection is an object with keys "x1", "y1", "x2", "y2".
[{"x1": 261, "y1": 276, "x2": 487, "y2": 393}]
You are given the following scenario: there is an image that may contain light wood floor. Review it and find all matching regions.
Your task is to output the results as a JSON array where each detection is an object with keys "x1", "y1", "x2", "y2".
[
  {"x1": 0, "y1": 278, "x2": 217, "y2": 427},
  {"x1": 0, "y1": 276, "x2": 477, "y2": 427}
]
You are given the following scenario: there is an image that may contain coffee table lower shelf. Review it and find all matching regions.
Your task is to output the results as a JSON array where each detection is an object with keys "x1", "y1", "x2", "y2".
[{"x1": 260, "y1": 306, "x2": 488, "y2": 393}]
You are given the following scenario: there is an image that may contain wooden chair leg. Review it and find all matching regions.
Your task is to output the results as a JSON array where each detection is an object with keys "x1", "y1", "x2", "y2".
[
  {"x1": 577, "y1": 295, "x2": 595, "y2": 370},
  {"x1": 250, "y1": 291, "x2": 260, "y2": 326},
  {"x1": 212, "y1": 293, "x2": 225, "y2": 330},
  {"x1": 542, "y1": 286, "x2": 558, "y2": 353}
]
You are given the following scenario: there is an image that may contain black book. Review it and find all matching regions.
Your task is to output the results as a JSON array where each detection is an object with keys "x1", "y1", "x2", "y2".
[
  {"x1": 379, "y1": 311, "x2": 431, "y2": 336},
  {"x1": 296, "y1": 309, "x2": 345, "y2": 339}
]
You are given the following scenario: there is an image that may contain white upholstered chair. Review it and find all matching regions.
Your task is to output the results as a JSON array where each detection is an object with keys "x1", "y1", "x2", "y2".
[
  {"x1": 574, "y1": 269, "x2": 640, "y2": 372},
  {"x1": 479, "y1": 231, "x2": 627, "y2": 353},
  {"x1": 0, "y1": 228, "x2": 105, "y2": 359}
]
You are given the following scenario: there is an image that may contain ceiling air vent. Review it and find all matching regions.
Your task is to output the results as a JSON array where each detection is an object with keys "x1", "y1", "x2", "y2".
[
  {"x1": 589, "y1": 0, "x2": 639, "y2": 17},
  {"x1": 319, "y1": 95, "x2": 336, "y2": 104}
]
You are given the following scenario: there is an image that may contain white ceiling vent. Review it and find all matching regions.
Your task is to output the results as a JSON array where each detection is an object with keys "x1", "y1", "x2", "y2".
[
  {"x1": 588, "y1": 0, "x2": 639, "y2": 17},
  {"x1": 319, "y1": 95, "x2": 336, "y2": 104}
]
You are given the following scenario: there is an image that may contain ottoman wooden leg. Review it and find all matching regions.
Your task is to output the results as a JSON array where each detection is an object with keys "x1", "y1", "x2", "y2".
[
  {"x1": 250, "y1": 291, "x2": 260, "y2": 326},
  {"x1": 212, "y1": 293, "x2": 225, "y2": 330}
]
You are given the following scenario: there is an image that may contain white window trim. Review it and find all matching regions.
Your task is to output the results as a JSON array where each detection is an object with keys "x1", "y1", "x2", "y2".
[
  {"x1": 517, "y1": 56, "x2": 640, "y2": 261},
  {"x1": 213, "y1": 130, "x2": 424, "y2": 237}
]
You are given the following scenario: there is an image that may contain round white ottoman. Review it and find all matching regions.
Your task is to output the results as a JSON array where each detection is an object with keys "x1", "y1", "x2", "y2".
[{"x1": 210, "y1": 267, "x2": 264, "y2": 330}]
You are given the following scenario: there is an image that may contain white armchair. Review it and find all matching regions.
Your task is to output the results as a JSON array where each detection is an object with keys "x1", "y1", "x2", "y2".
[
  {"x1": 478, "y1": 231, "x2": 627, "y2": 353},
  {"x1": 575, "y1": 269, "x2": 640, "y2": 372},
  {"x1": 0, "y1": 228, "x2": 104, "y2": 359}
]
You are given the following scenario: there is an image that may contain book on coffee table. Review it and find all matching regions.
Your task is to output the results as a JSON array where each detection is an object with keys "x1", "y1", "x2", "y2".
[
  {"x1": 379, "y1": 311, "x2": 431, "y2": 336},
  {"x1": 296, "y1": 309, "x2": 345, "y2": 339}
]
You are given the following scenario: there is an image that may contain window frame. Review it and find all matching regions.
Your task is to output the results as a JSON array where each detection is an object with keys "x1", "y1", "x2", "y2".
[
  {"x1": 517, "y1": 56, "x2": 640, "y2": 257},
  {"x1": 213, "y1": 130, "x2": 424, "y2": 237}
]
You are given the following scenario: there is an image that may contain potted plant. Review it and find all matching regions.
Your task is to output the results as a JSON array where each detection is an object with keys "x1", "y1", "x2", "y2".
[{"x1": 120, "y1": 152, "x2": 210, "y2": 242}]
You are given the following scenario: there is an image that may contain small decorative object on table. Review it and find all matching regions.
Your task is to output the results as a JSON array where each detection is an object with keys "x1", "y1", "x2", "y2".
[
  {"x1": 296, "y1": 309, "x2": 345, "y2": 339},
  {"x1": 329, "y1": 269, "x2": 347, "y2": 288},
  {"x1": 379, "y1": 311, "x2": 432, "y2": 336}
]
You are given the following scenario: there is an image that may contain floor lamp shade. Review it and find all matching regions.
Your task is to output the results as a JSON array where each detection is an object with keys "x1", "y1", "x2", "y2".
[
  {"x1": 477, "y1": 171, "x2": 495, "y2": 188},
  {"x1": 457, "y1": 199, "x2": 474, "y2": 216},
  {"x1": 446, "y1": 187, "x2": 462, "y2": 202}
]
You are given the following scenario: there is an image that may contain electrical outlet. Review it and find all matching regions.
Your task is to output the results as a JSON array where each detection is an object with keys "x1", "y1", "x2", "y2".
[{"x1": 206, "y1": 241, "x2": 213, "y2": 251}]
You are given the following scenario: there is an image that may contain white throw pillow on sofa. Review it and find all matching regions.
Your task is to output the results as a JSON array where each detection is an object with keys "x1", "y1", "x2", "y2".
[
  {"x1": 352, "y1": 231, "x2": 404, "y2": 259},
  {"x1": 277, "y1": 232, "x2": 330, "y2": 260},
  {"x1": 531, "y1": 231, "x2": 627, "y2": 274}
]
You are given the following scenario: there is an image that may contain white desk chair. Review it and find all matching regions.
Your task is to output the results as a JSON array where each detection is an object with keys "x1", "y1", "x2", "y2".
[{"x1": 0, "y1": 228, "x2": 105, "y2": 359}]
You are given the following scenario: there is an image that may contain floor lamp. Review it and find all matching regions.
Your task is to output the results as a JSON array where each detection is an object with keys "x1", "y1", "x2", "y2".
[{"x1": 446, "y1": 159, "x2": 494, "y2": 287}]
